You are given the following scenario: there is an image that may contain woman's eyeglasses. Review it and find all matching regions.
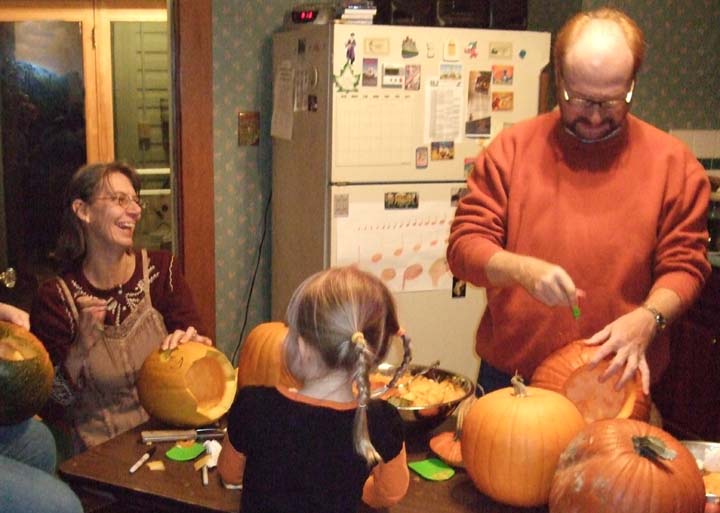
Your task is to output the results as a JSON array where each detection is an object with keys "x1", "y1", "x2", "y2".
[{"x1": 97, "y1": 192, "x2": 148, "y2": 210}]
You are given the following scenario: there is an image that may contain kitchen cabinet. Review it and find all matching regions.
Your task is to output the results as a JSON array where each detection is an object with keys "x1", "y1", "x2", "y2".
[{"x1": 652, "y1": 266, "x2": 720, "y2": 441}]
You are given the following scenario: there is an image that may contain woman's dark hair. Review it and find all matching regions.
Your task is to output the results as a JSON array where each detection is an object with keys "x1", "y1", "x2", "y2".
[{"x1": 53, "y1": 161, "x2": 141, "y2": 269}]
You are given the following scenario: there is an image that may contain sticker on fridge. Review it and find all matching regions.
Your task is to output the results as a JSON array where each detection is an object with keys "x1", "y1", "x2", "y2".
[
  {"x1": 492, "y1": 65, "x2": 514, "y2": 85},
  {"x1": 405, "y1": 64, "x2": 421, "y2": 90},
  {"x1": 424, "y1": 77, "x2": 463, "y2": 142},
  {"x1": 489, "y1": 41, "x2": 513, "y2": 59},
  {"x1": 464, "y1": 41, "x2": 479, "y2": 59},
  {"x1": 431, "y1": 141, "x2": 454, "y2": 161},
  {"x1": 492, "y1": 91, "x2": 514, "y2": 111},
  {"x1": 362, "y1": 58, "x2": 378, "y2": 87},
  {"x1": 416, "y1": 147, "x2": 428, "y2": 169},
  {"x1": 334, "y1": 202, "x2": 456, "y2": 293},
  {"x1": 466, "y1": 70, "x2": 492, "y2": 138},
  {"x1": 401, "y1": 36, "x2": 419, "y2": 58}
]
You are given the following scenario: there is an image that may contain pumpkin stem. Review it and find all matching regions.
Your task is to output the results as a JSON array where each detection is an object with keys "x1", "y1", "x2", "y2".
[
  {"x1": 632, "y1": 435, "x2": 677, "y2": 461},
  {"x1": 510, "y1": 372, "x2": 527, "y2": 397},
  {"x1": 454, "y1": 396, "x2": 476, "y2": 441}
]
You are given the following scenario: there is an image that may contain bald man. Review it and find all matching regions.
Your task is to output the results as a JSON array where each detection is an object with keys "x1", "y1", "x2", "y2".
[{"x1": 447, "y1": 8, "x2": 710, "y2": 401}]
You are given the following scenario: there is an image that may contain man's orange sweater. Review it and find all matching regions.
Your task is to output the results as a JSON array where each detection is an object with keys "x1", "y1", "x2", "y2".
[{"x1": 447, "y1": 110, "x2": 710, "y2": 382}]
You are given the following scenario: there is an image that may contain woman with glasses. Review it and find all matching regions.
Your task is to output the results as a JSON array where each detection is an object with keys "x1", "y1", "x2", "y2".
[
  {"x1": 29, "y1": 161, "x2": 211, "y2": 453},
  {"x1": 447, "y1": 8, "x2": 710, "y2": 401}
]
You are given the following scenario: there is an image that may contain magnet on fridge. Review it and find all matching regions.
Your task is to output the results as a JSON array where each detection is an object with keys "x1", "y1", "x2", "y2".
[
  {"x1": 443, "y1": 39, "x2": 459, "y2": 61},
  {"x1": 426, "y1": 42, "x2": 435, "y2": 59},
  {"x1": 415, "y1": 147, "x2": 428, "y2": 169},
  {"x1": 452, "y1": 277, "x2": 467, "y2": 298}
]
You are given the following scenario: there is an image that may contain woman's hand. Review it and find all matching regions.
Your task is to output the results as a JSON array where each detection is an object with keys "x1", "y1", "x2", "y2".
[
  {"x1": 0, "y1": 303, "x2": 29, "y2": 329},
  {"x1": 75, "y1": 294, "x2": 108, "y2": 352},
  {"x1": 161, "y1": 326, "x2": 212, "y2": 350}
]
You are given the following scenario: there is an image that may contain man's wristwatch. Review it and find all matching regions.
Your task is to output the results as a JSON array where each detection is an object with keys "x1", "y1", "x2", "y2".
[{"x1": 642, "y1": 304, "x2": 667, "y2": 333}]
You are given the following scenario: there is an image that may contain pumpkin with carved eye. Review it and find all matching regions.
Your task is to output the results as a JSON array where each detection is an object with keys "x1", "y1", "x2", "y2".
[{"x1": 137, "y1": 342, "x2": 236, "y2": 427}]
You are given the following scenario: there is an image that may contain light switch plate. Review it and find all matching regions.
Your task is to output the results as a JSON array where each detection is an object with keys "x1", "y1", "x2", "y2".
[{"x1": 238, "y1": 111, "x2": 260, "y2": 146}]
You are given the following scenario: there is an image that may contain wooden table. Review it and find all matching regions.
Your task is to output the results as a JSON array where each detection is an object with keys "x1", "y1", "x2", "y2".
[
  {"x1": 59, "y1": 421, "x2": 240, "y2": 513},
  {"x1": 59, "y1": 420, "x2": 548, "y2": 513}
]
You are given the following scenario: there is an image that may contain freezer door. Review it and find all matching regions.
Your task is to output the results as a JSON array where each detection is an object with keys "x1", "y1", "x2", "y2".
[
  {"x1": 330, "y1": 183, "x2": 485, "y2": 381},
  {"x1": 329, "y1": 24, "x2": 550, "y2": 184}
]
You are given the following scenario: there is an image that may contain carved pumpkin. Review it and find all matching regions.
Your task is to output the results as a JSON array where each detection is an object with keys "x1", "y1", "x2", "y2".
[
  {"x1": 461, "y1": 375, "x2": 586, "y2": 507},
  {"x1": 137, "y1": 342, "x2": 237, "y2": 427},
  {"x1": 236, "y1": 322, "x2": 300, "y2": 389},
  {"x1": 532, "y1": 340, "x2": 650, "y2": 422},
  {"x1": 0, "y1": 321, "x2": 54, "y2": 425},
  {"x1": 549, "y1": 418, "x2": 705, "y2": 513}
]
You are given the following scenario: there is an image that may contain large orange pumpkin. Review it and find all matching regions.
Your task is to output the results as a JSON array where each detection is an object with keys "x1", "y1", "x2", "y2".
[
  {"x1": 235, "y1": 322, "x2": 300, "y2": 389},
  {"x1": 461, "y1": 376, "x2": 586, "y2": 507},
  {"x1": 137, "y1": 342, "x2": 237, "y2": 427},
  {"x1": 549, "y1": 418, "x2": 705, "y2": 513},
  {"x1": 531, "y1": 339, "x2": 650, "y2": 422},
  {"x1": 0, "y1": 321, "x2": 54, "y2": 425}
]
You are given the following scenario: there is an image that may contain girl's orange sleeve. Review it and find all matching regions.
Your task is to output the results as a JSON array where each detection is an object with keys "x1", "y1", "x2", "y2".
[
  {"x1": 218, "y1": 436, "x2": 246, "y2": 487},
  {"x1": 361, "y1": 443, "x2": 409, "y2": 508}
]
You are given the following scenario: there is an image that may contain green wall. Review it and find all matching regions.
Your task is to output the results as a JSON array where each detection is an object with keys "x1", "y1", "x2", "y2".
[{"x1": 212, "y1": 0, "x2": 720, "y2": 357}]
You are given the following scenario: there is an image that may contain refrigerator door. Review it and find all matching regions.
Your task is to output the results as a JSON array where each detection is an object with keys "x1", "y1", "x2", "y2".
[
  {"x1": 329, "y1": 24, "x2": 550, "y2": 184},
  {"x1": 330, "y1": 182, "x2": 485, "y2": 381},
  {"x1": 271, "y1": 27, "x2": 334, "y2": 320}
]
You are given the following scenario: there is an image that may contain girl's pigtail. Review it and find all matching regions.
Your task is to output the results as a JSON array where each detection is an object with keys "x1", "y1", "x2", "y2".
[
  {"x1": 385, "y1": 329, "x2": 413, "y2": 391},
  {"x1": 351, "y1": 331, "x2": 382, "y2": 466}
]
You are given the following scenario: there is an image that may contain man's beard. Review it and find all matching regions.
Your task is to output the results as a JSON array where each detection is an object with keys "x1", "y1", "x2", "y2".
[{"x1": 564, "y1": 115, "x2": 623, "y2": 143}]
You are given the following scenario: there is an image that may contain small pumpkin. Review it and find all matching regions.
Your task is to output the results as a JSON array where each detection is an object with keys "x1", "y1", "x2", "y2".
[
  {"x1": 429, "y1": 396, "x2": 475, "y2": 467},
  {"x1": 236, "y1": 322, "x2": 301, "y2": 389},
  {"x1": 461, "y1": 375, "x2": 586, "y2": 507},
  {"x1": 137, "y1": 342, "x2": 237, "y2": 427},
  {"x1": 532, "y1": 339, "x2": 650, "y2": 422},
  {"x1": 549, "y1": 418, "x2": 705, "y2": 513},
  {"x1": 0, "y1": 321, "x2": 54, "y2": 425}
]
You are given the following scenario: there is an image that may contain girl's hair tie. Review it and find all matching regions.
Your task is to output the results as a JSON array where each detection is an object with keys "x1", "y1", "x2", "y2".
[{"x1": 351, "y1": 331, "x2": 365, "y2": 347}]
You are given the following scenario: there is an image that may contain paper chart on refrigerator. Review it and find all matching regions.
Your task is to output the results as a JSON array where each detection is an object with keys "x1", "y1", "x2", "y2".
[{"x1": 335, "y1": 201, "x2": 455, "y2": 293}]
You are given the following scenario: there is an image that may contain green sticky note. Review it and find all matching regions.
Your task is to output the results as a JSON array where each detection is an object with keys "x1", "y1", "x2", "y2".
[
  {"x1": 408, "y1": 458, "x2": 455, "y2": 481},
  {"x1": 165, "y1": 442, "x2": 205, "y2": 461}
]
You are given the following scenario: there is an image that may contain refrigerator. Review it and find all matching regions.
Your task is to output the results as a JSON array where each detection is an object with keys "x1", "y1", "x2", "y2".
[{"x1": 271, "y1": 22, "x2": 550, "y2": 380}]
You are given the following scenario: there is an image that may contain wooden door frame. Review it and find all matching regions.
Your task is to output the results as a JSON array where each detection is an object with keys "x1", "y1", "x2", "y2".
[{"x1": 171, "y1": 0, "x2": 215, "y2": 340}]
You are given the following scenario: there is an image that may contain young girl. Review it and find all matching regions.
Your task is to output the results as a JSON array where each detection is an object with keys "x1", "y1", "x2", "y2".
[{"x1": 219, "y1": 266, "x2": 412, "y2": 513}]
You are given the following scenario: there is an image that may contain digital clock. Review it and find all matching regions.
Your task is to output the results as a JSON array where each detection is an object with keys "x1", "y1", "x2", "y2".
[
  {"x1": 289, "y1": 3, "x2": 336, "y2": 25},
  {"x1": 291, "y1": 9, "x2": 318, "y2": 23}
]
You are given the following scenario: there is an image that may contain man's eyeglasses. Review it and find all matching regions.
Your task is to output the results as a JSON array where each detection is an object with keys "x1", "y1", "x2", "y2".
[
  {"x1": 561, "y1": 80, "x2": 635, "y2": 111},
  {"x1": 97, "y1": 192, "x2": 148, "y2": 210}
]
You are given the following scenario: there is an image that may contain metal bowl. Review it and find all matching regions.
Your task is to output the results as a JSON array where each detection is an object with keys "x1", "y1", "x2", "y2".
[
  {"x1": 681, "y1": 440, "x2": 720, "y2": 504},
  {"x1": 373, "y1": 363, "x2": 475, "y2": 434}
]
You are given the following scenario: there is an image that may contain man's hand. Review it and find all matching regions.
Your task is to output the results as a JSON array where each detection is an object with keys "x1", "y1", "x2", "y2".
[
  {"x1": 585, "y1": 307, "x2": 657, "y2": 395},
  {"x1": 487, "y1": 252, "x2": 583, "y2": 309}
]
